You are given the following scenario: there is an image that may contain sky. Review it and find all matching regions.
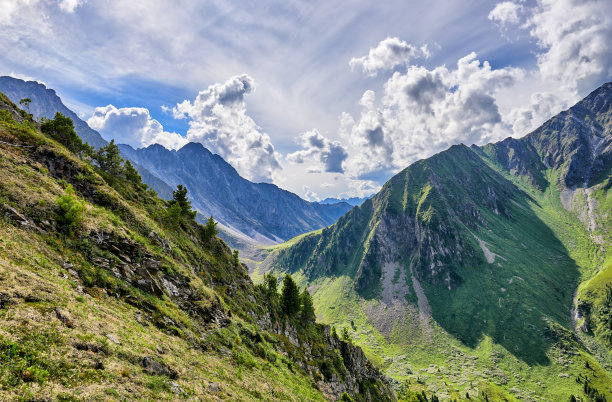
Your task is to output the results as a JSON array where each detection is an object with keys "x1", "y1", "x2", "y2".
[{"x1": 1, "y1": 0, "x2": 611, "y2": 200}]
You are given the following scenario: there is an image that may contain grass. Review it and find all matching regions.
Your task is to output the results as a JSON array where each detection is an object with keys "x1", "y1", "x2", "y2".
[
  {"x1": 0, "y1": 100, "x2": 381, "y2": 401},
  {"x1": 263, "y1": 142, "x2": 612, "y2": 399}
]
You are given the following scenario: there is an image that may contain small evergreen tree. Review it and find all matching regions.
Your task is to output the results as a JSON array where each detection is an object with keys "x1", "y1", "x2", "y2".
[
  {"x1": 233, "y1": 249, "x2": 240, "y2": 265},
  {"x1": 300, "y1": 287, "x2": 316, "y2": 325},
  {"x1": 41, "y1": 112, "x2": 92, "y2": 157},
  {"x1": 341, "y1": 327, "x2": 352, "y2": 344},
  {"x1": 94, "y1": 139, "x2": 123, "y2": 176},
  {"x1": 263, "y1": 273, "x2": 279, "y2": 304},
  {"x1": 281, "y1": 274, "x2": 301, "y2": 317},
  {"x1": 56, "y1": 184, "x2": 85, "y2": 236},
  {"x1": 164, "y1": 202, "x2": 182, "y2": 227},
  {"x1": 200, "y1": 216, "x2": 218, "y2": 242},
  {"x1": 123, "y1": 159, "x2": 142, "y2": 184},
  {"x1": 168, "y1": 184, "x2": 196, "y2": 220}
]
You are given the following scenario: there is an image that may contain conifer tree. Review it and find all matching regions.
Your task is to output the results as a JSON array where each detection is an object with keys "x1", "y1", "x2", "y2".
[
  {"x1": 41, "y1": 112, "x2": 92, "y2": 157},
  {"x1": 94, "y1": 139, "x2": 123, "y2": 176},
  {"x1": 123, "y1": 159, "x2": 142, "y2": 184},
  {"x1": 201, "y1": 216, "x2": 218, "y2": 242},
  {"x1": 281, "y1": 274, "x2": 301, "y2": 317},
  {"x1": 300, "y1": 287, "x2": 316, "y2": 325},
  {"x1": 169, "y1": 184, "x2": 196, "y2": 220}
]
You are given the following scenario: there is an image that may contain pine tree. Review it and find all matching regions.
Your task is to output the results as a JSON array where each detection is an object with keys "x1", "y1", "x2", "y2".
[
  {"x1": 169, "y1": 184, "x2": 196, "y2": 220},
  {"x1": 41, "y1": 112, "x2": 92, "y2": 157},
  {"x1": 281, "y1": 274, "x2": 301, "y2": 317},
  {"x1": 200, "y1": 216, "x2": 218, "y2": 242},
  {"x1": 123, "y1": 160, "x2": 142, "y2": 184},
  {"x1": 300, "y1": 287, "x2": 316, "y2": 325},
  {"x1": 264, "y1": 274, "x2": 278, "y2": 302},
  {"x1": 94, "y1": 139, "x2": 123, "y2": 176},
  {"x1": 341, "y1": 327, "x2": 352, "y2": 344},
  {"x1": 19, "y1": 97, "x2": 31, "y2": 113}
]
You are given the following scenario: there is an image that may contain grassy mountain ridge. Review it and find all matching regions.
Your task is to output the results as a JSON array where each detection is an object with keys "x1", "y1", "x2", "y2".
[
  {"x1": 260, "y1": 83, "x2": 612, "y2": 399},
  {"x1": 0, "y1": 92, "x2": 394, "y2": 401}
]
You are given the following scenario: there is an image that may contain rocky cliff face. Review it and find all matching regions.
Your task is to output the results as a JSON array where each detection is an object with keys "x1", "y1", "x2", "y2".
[{"x1": 120, "y1": 142, "x2": 352, "y2": 244}]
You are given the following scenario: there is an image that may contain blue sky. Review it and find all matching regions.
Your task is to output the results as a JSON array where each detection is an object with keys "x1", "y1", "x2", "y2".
[{"x1": 1, "y1": 0, "x2": 611, "y2": 199}]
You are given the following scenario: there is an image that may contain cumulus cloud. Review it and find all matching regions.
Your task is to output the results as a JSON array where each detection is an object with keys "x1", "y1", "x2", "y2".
[
  {"x1": 349, "y1": 37, "x2": 430, "y2": 77},
  {"x1": 526, "y1": 0, "x2": 612, "y2": 93},
  {"x1": 59, "y1": 0, "x2": 86, "y2": 13},
  {"x1": 488, "y1": 2, "x2": 522, "y2": 25},
  {"x1": 287, "y1": 129, "x2": 348, "y2": 173},
  {"x1": 342, "y1": 52, "x2": 523, "y2": 178},
  {"x1": 87, "y1": 105, "x2": 187, "y2": 150},
  {"x1": 172, "y1": 74, "x2": 282, "y2": 183},
  {"x1": 503, "y1": 91, "x2": 564, "y2": 135}
]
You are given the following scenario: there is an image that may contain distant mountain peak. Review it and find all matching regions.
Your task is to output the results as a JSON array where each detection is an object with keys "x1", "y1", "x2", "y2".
[{"x1": 0, "y1": 76, "x2": 107, "y2": 148}]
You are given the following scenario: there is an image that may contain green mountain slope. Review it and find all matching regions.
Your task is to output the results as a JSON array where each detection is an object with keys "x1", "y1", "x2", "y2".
[
  {"x1": 0, "y1": 93, "x2": 394, "y2": 401},
  {"x1": 260, "y1": 83, "x2": 612, "y2": 400}
]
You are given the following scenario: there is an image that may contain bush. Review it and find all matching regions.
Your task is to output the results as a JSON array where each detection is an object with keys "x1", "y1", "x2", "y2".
[{"x1": 56, "y1": 184, "x2": 85, "y2": 236}]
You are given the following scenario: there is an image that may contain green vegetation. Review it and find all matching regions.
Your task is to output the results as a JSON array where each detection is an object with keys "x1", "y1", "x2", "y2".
[
  {"x1": 0, "y1": 93, "x2": 392, "y2": 400},
  {"x1": 281, "y1": 274, "x2": 301, "y2": 317},
  {"x1": 55, "y1": 184, "x2": 85, "y2": 236},
  {"x1": 261, "y1": 85, "x2": 612, "y2": 399},
  {"x1": 41, "y1": 112, "x2": 93, "y2": 157}
]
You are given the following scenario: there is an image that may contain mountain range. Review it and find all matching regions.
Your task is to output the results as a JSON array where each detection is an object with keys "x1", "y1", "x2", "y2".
[
  {"x1": 259, "y1": 83, "x2": 612, "y2": 399},
  {"x1": 119, "y1": 142, "x2": 352, "y2": 244},
  {"x1": 0, "y1": 76, "x2": 351, "y2": 246}
]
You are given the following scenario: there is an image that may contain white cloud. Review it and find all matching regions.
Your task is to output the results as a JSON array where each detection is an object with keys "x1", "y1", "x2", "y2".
[
  {"x1": 59, "y1": 0, "x2": 86, "y2": 13},
  {"x1": 87, "y1": 105, "x2": 187, "y2": 150},
  {"x1": 342, "y1": 52, "x2": 523, "y2": 178},
  {"x1": 302, "y1": 186, "x2": 319, "y2": 202},
  {"x1": 287, "y1": 129, "x2": 348, "y2": 173},
  {"x1": 488, "y1": 2, "x2": 522, "y2": 25},
  {"x1": 525, "y1": 0, "x2": 612, "y2": 93},
  {"x1": 172, "y1": 74, "x2": 282, "y2": 183},
  {"x1": 349, "y1": 37, "x2": 430, "y2": 77},
  {"x1": 503, "y1": 91, "x2": 563, "y2": 135}
]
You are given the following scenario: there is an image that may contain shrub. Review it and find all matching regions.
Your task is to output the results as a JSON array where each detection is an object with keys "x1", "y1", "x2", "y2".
[{"x1": 56, "y1": 184, "x2": 85, "y2": 236}]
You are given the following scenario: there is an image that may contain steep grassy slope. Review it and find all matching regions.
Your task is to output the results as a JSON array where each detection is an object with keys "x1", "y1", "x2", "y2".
[
  {"x1": 260, "y1": 84, "x2": 612, "y2": 400},
  {"x1": 0, "y1": 93, "x2": 394, "y2": 401}
]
